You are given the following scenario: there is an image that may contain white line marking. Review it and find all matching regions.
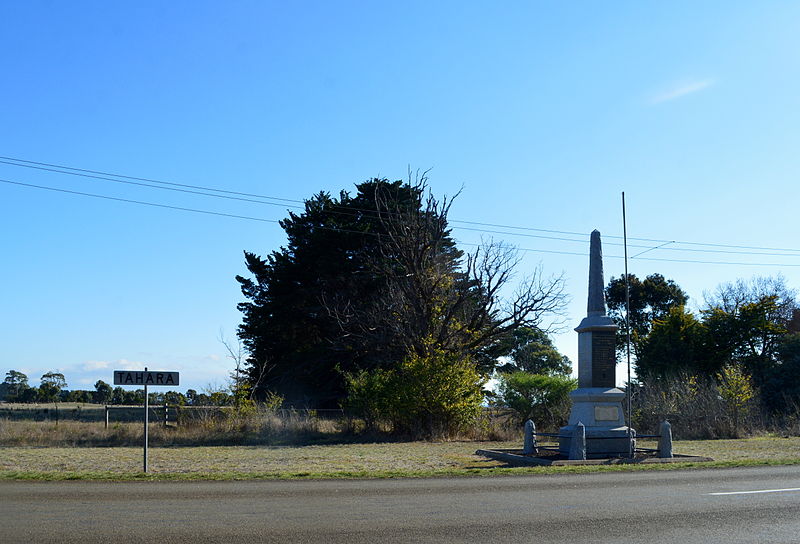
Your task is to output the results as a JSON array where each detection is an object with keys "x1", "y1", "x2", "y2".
[{"x1": 709, "y1": 488, "x2": 800, "y2": 496}]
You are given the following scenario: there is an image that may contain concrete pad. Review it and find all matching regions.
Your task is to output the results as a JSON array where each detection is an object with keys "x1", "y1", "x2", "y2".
[{"x1": 475, "y1": 448, "x2": 714, "y2": 466}]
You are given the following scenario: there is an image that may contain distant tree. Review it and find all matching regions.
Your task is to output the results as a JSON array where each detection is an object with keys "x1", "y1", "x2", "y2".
[
  {"x1": 93, "y1": 380, "x2": 113, "y2": 404},
  {"x1": 111, "y1": 387, "x2": 125, "y2": 405},
  {"x1": 704, "y1": 275, "x2": 797, "y2": 322},
  {"x1": 606, "y1": 273, "x2": 688, "y2": 358},
  {"x1": 635, "y1": 275, "x2": 800, "y2": 418},
  {"x1": 762, "y1": 333, "x2": 800, "y2": 413},
  {"x1": 163, "y1": 391, "x2": 186, "y2": 406},
  {"x1": 498, "y1": 327, "x2": 572, "y2": 375},
  {"x1": 636, "y1": 306, "x2": 711, "y2": 381},
  {"x1": 38, "y1": 372, "x2": 67, "y2": 403},
  {"x1": 702, "y1": 275, "x2": 797, "y2": 388},
  {"x1": 185, "y1": 389, "x2": 198, "y2": 405},
  {"x1": 3, "y1": 370, "x2": 29, "y2": 401},
  {"x1": 121, "y1": 389, "x2": 145, "y2": 405},
  {"x1": 18, "y1": 387, "x2": 38, "y2": 403},
  {"x1": 209, "y1": 391, "x2": 232, "y2": 406},
  {"x1": 66, "y1": 390, "x2": 91, "y2": 403}
]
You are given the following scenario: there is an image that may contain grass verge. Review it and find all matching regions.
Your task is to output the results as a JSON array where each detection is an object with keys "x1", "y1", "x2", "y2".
[{"x1": 1, "y1": 436, "x2": 799, "y2": 481}]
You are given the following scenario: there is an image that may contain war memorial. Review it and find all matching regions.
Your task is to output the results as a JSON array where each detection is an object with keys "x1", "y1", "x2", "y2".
[
  {"x1": 557, "y1": 229, "x2": 634, "y2": 459},
  {"x1": 477, "y1": 230, "x2": 711, "y2": 465}
]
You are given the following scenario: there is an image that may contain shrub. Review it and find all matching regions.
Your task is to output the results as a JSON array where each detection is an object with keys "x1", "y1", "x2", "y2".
[
  {"x1": 496, "y1": 371, "x2": 576, "y2": 430},
  {"x1": 631, "y1": 373, "x2": 761, "y2": 439},
  {"x1": 343, "y1": 348, "x2": 486, "y2": 439}
]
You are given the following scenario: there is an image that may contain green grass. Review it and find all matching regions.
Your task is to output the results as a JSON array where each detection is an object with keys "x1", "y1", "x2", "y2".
[
  {"x1": 4, "y1": 459, "x2": 800, "y2": 482},
  {"x1": 1, "y1": 436, "x2": 799, "y2": 481}
]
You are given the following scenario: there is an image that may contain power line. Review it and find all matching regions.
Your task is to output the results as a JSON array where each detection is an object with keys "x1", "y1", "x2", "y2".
[
  {"x1": 5, "y1": 155, "x2": 800, "y2": 254},
  {"x1": 2, "y1": 155, "x2": 800, "y2": 262},
  {"x1": 0, "y1": 159, "x2": 306, "y2": 210},
  {"x1": 628, "y1": 255, "x2": 800, "y2": 268},
  {"x1": 0, "y1": 178, "x2": 280, "y2": 224},
  {"x1": 0, "y1": 156, "x2": 303, "y2": 204},
  {"x1": 5, "y1": 176, "x2": 800, "y2": 268},
  {"x1": 0, "y1": 178, "x2": 394, "y2": 240}
]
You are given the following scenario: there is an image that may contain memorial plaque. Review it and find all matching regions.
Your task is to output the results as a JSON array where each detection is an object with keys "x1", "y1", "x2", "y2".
[
  {"x1": 594, "y1": 405, "x2": 619, "y2": 421},
  {"x1": 591, "y1": 331, "x2": 616, "y2": 387}
]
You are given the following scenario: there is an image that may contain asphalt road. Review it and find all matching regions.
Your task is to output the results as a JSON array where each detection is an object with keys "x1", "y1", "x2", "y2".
[{"x1": 3, "y1": 466, "x2": 800, "y2": 543}]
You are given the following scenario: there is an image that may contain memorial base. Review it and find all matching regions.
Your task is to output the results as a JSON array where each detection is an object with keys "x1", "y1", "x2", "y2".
[
  {"x1": 559, "y1": 387, "x2": 636, "y2": 458},
  {"x1": 559, "y1": 425, "x2": 635, "y2": 458}
]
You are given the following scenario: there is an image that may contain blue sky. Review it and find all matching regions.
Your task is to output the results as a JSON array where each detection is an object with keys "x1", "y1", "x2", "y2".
[{"x1": 2, "y1": 1, "x2": 799, "y2": 392}]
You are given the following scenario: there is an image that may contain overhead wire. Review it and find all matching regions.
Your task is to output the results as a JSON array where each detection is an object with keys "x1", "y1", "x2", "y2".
[
  {"x1": 0, "y1": 155, "x2": 303, "y2": 204},
  {"x1": 0, "y1": 159, "x2": 306, "y2": 210},
  {"x1": 2, "y1": 155, "x2": 800, "y2": 266},
  {"x1": 0, "y1": 178, "x2": 281, "y2": 224},
  {"x1": 7, "y1": 155, "x2": 800, "y2": 254}
]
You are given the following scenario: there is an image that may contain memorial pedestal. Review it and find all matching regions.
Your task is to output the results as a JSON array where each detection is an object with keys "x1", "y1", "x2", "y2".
[
  {"x1": 558, "y1": 230, "x2": 635, "y2": 459},
  {"x1": 559, "y1": 387, "x2": 635, "y2": 458}
]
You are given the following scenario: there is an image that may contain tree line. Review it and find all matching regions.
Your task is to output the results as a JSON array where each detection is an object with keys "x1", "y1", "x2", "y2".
[
  {"x1": 606, "y1": 273, "x2": 800, "y2": 436},
  {"x1": 0, "y1": 370, "x2": 238, "y2": 407}
]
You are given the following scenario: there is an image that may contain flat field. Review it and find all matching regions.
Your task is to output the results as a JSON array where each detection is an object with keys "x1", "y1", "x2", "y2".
[
  {"x1": 2, "y1": 407, "x2": 800, "y2": 480},
  {"x1": 2, "y1": 437, "x2": 800, "y2": 480}
]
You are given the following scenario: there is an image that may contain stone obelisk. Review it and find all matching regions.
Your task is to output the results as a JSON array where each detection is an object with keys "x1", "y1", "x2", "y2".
[{"x1": 559, "y1": 230, "x2": 635, "y2": 458}]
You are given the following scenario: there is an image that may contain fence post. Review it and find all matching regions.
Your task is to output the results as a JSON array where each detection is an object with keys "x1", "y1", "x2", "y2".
[
  {"x1": 523, "y1": 420, "x2": 538, "y2": 454},
  {"x1": 105, "y1": 405, "x2": 109, "y2": 429},
  {"x1": 569, "y1": 421, "x2": 586, "y2": 460},
  {"x1": 658, "y1": 420, "x2": 673, "y2": 458}
]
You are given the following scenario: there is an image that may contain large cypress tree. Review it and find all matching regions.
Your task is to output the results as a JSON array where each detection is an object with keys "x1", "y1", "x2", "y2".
[
  {"x1": 237, "y1": 178, "x2": 566, "y2": 408},
  {"x1": 236, "y1": 179, "x2": 453, "y2": 407}
]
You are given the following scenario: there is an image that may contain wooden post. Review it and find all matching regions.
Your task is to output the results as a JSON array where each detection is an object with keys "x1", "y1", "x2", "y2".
[{"x1": 105, "y1": 405, "x2": 109, "y2": 429}]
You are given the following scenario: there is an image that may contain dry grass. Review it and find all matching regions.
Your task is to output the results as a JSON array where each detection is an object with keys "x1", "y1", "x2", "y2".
[
  {"x1": 0, "y1": 441, "x2": 518, "y2": 475},
  {"x1": 0, "y1": 413, "x2": 349, "y2": 447},
  {"x1": 3, "y1": 411, "x2": 800, "y2": 480},
  {"x1": 0, "y1": 406, "x2": 523, "y2": 447},
  {"x1": 2, "y1": 437, "x2": 799, "y2": 478},
  {"x1": 653, "y1": 436, "x2": 800, "y2": 462}
]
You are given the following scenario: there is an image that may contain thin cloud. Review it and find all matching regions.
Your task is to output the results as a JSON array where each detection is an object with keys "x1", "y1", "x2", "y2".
[
  {"x1": 650, "y1": 79, "x2": 715, "y2": 104},
  {"x1": 82, "y1": 360, "x2": 110, "y2": 371},
  {"x1": 113, "y1": 359, "x2": 147, "y2": 371}
]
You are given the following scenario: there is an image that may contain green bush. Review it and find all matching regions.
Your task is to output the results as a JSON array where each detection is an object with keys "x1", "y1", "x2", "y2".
[
  {"x1": 496, "y1": 371, "x2": 576, "y2": 429},
  {"x1": 343, "y1": 348, "x2": 486, "y2": 439}
]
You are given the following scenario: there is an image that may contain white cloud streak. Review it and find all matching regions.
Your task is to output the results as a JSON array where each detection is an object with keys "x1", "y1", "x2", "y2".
[{"x1": 650, "y1": 79, "x2": 715, "y2": 104}]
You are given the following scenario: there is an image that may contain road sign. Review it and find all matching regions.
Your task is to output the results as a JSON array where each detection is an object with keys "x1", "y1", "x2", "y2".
[
  {"x1": 113, "y1": 370, "x2": 179, "y2": 386},
  {"x1": 112, "y1": 368, "x2": 180, "y2": 474}
]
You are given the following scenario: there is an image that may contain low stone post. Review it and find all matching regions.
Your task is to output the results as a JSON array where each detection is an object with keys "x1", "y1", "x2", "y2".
[
  {"x1": 658, "y1": 420, "x2": 673, "y2": 458},
  {"x1": 569, "y1": 421, "x2": 587, "y2": 460},
  {"x1": 523, "y1": 420, "x2": 538, "y2": 454}
]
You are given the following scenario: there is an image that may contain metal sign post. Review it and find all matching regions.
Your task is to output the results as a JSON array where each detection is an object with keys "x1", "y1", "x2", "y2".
[
  {"x1": 144, "y1": 368, "x2": 149, "y2": 473},
  {"x1": 114, "y1": 368, "x2": 180, "y2": 473}
]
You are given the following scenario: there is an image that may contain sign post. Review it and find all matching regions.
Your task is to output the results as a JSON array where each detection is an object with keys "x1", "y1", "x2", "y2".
[
  {"x1": 114, "y1": 368, "x2": 180, "y2": 473},
  {"x1": 143, "y1": 367, "x2": 149, "y2": 473}
]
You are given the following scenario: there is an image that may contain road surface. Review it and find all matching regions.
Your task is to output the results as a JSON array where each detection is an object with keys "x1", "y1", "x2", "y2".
[{"x1": 2, "y1": 466, "x2": 800, "y2": 543}]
